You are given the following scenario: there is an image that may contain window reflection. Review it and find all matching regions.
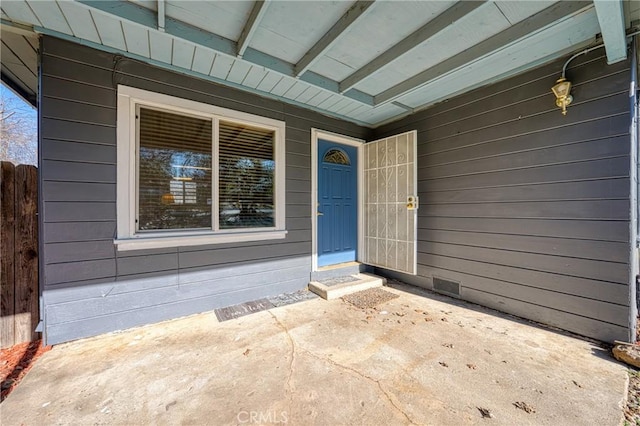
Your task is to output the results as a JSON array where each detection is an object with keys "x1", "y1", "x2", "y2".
[{"x1": 138, "y1": 108, "x2": 212, "y2": 231}]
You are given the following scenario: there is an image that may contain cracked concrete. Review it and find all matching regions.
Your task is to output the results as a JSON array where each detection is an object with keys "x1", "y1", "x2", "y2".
[
  {"x1": 0, "y1": 283, "x2": 628, "y2": 425},
  {"x1": 269, "y1": 311, "x2": 296, "y2": 416}
]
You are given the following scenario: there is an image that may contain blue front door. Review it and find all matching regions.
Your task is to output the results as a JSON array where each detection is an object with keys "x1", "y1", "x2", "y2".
[{"x1": 317, "y1": 139, "x2": 358, "y2": 267}]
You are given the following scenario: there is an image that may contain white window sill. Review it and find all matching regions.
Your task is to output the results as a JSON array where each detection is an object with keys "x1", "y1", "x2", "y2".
[{"x1": 114, "y1": 230, "x2": 288, "y2": 251}]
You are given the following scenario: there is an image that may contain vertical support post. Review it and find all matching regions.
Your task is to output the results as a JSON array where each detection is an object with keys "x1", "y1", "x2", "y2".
[
  {"x1": 630, "y1": 36, "x2": 640, "y2": 342},
  {"x1": 0, "y1": 162, "x2": 16, "y2": 348},
  {"x1": 14, "y1": 165, "x2": 39, "y2": 343}
]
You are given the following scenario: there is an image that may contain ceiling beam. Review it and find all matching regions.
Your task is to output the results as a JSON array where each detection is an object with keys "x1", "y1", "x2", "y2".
[
  {"x1": 375, "y1": 1, "x2": 592, "y2": 106},
  {"x1": 237, "y1": 0, "x2": 270, "y2": 58},
  {"x1": 294, "y1": 0, "x2": 375, "y2": 77},
  {"x1": 339, "y1": 0, "x2": 486, "y2": 94},
  {"x1": 157, "y1": 0, "x2": 165, "y2": 32},
  {"x1": 391, "y1": 101, "x2": 414, "y2": 112},
  {"x1": 75, "y1": 1, "x2": 374, "y2": 106},
  {"x1": 593, "y1": 0, "x2": 627, "y2": 64},
  {"x1": 374, "y1": 36, "x2": 596, "y2": 129}
]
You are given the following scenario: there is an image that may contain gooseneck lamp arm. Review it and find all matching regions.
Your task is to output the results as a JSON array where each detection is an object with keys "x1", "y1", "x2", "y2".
[
  {"x1": 561, "y1": 44, "x2": 605, "y2": 78},
  {"x1": 561, "y1": 29, "x2": 640, "y2": 77}
]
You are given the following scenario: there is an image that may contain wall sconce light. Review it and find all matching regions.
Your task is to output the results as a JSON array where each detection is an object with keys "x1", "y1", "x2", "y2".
[
  {"x1": 551, "y1": 32, "x2": 639, "y2": 115},
  {"x1": 552, "y1": 42, "x2": 607, "y2": 116},
  {"x1": 551, "y1": 77, "x2": 572, "y2": 115}
]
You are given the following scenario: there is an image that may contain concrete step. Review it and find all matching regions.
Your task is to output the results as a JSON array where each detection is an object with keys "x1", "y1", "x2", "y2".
[
  {"x1": 310, "y1": 262, "x2": 372, "y2": 281},
  {"x1": 308, "y1": 273, "x2": 386, "y2": 300}
]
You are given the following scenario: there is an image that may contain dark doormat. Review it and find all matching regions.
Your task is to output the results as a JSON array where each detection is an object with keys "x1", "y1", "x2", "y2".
[
  {"x1": 215, "y1": 299, "x2": 274, "y2": 322},
  {"x1": 214, "y1": 290, "x2": 319, "y2": 322}
]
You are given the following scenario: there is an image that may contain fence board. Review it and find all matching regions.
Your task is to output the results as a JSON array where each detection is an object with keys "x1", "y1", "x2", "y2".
[
  {"x1": 14, "y1": 165, "x2": 39, "y2": 343},
  {"x1": 0, "y1": 162, "x2": 39, "y2": 348},
  {"x1": 1, "y1": 162, "x2": 16, "y2": 348}
]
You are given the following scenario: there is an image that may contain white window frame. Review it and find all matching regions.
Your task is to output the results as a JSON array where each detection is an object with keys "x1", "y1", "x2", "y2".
[{"x1": 115, "y1": 85, "x2": 287, "y2": 251}]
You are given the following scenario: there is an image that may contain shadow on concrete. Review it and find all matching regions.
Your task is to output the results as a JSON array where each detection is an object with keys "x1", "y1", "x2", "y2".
[{"x1": 385, "y1": 279, "x2": 623, "y2": 365}]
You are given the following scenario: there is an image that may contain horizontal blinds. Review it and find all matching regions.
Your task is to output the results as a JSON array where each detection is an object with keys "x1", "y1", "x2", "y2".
[
  {"x1": 138, "y1": 107, "x2": 213, "y2": 231},
  {"x1": 219, "y1": 121, "x2": 275, "y2": 229}
]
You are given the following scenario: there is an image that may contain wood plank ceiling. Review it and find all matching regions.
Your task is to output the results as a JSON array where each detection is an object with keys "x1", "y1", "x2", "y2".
[
  {"x1": 1, "y1": 0, "x2": 638, "y2": 126},
  {"x1": 0, "y1": 25, "x2": 38, "y2": 106}
]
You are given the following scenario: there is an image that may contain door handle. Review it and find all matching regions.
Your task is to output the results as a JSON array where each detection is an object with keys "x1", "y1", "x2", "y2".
[
  {"x1": 407, "y1": 196, "x2": 419, "y2": 210},
  {"x1": 317, "y1": 211, "x2": 324, "y2": 216}
]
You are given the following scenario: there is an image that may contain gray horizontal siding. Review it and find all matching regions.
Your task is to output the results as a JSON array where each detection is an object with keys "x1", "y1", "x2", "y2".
[
  {"x1": 44, "y1": 240, "x2": 116, "y2": 264},
  {"x1": 423, "y1": 178, "x2": 629, "y2": 204},
  {"x1": 39, "y1": 34, "x2": 633, "y2": 344},
  {"x1": 373, "y1": 50, "x2": 632, "y2": 342},
  {"x1": 421, "y1": 266, "x2": 628, "y2": 327},
  {"x1": 47, "y1": 261, "x2": 311, "y2": 324},
  {"x1": 41, "y1": 75, "x2": 117, "y2": 107},
  {"x1": 43, "y1": 221, "x2": 117, "y2": 243},
  {"x1": 45, "y1": 277, "x2": 305, "y2": 345},
  {"x1": 45, "y1": 256, "x2": 309, "y2": 304},
  {"x1": 421, "y1": 135, "x2": 629, "y2": 176},
  {"x1": 41, "y1": 160, "x2": 116, "y2": 183},
  {"x1": 45, "y1": 258, "x2": 116, "y2": 285},
  {"x1": 419, "y1": 217, "x2": 628, "y2": 242},
  {"x1": 417, "y1": 230, "x2": 628, "y2": 263},
  {"x1": 419, "y1": 200, "x2": 629, "y2": 220},
  {"x1": 41, "y1": 139, "x2": 117, "y2": 164},
  {"x1": 42, "y1": 181, "x2": 116, "y2": 202},
  {"x1": 421, "y1": 91, "x2": 628, "y2": 145},
  {"x1": 417, "y1": 258, "x2": 629, "y2": 306},
  {"x1": 39, "y1": 35, "x2": 368, "y2": 344},
  {"x1": 417, "y1": 244, "x2": 627, "y2": 284},
  {"x1": 41, "y1": 96, "x2": 116, "y2": 125},
  {"x1": 44, "y1": 202, "x2": 116, "y2": 223},
  {"x1": 40, "y1": 118, "x2": 115, "y2": 144},
  {"x1": 418, "y1": 157, "x2": 629, "y2": 192}
]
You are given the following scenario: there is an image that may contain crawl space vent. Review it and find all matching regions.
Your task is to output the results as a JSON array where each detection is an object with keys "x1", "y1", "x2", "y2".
[{"x1": 433, "y1": 277, "x2": 460, "y2": 296}]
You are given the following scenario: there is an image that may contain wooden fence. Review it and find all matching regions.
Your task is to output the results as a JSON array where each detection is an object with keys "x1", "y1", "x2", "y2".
[{"x1": 1, "y1": 161, "x2": 39, "y2": 349}]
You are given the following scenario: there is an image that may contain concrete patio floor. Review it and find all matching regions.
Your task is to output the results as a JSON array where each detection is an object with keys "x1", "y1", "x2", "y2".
[{"x1": 1, "y1": 283, "x2": 629, "y2": 425}]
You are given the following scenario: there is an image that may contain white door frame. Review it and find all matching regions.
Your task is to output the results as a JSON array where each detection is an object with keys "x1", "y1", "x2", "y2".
[{"x1": 311, "y1": 129, "x2": 365, "y2": 272}]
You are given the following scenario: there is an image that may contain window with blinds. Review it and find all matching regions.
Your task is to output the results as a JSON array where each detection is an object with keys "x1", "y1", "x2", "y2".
[
  {"x1": 219, "y1": 121, "x2": 275, "y2": 229},
  {"x1": 137, "y1": 107, "x2": 212, "y2": 231},
  {"x1": 136, "y1": 108, "x2": 277, "y2": 232},
  {"x1": 117, "y1": 86, "x2": 286, "y2": 249}
]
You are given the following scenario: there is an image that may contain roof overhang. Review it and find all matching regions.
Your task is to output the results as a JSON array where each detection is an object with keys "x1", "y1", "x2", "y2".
[
  {"x1": 1, "y1": 1, "x2": 638, "y2": 126},
  {"x1": 1, "y1": 21, "x2": 38, "y2": 107}
]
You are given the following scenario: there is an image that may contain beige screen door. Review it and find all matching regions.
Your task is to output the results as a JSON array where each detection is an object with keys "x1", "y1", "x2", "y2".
[{"x1": 361, "y1": 130, "x2": 418, "y2": 275}]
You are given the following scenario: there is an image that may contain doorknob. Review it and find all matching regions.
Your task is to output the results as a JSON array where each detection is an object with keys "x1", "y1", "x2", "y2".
[
  {"x1": 317, "y1": 211, "x2": 324, "y2": 216},
  {"x1": 407, "y1": 196, "x2": 419, "y2": 210}
]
